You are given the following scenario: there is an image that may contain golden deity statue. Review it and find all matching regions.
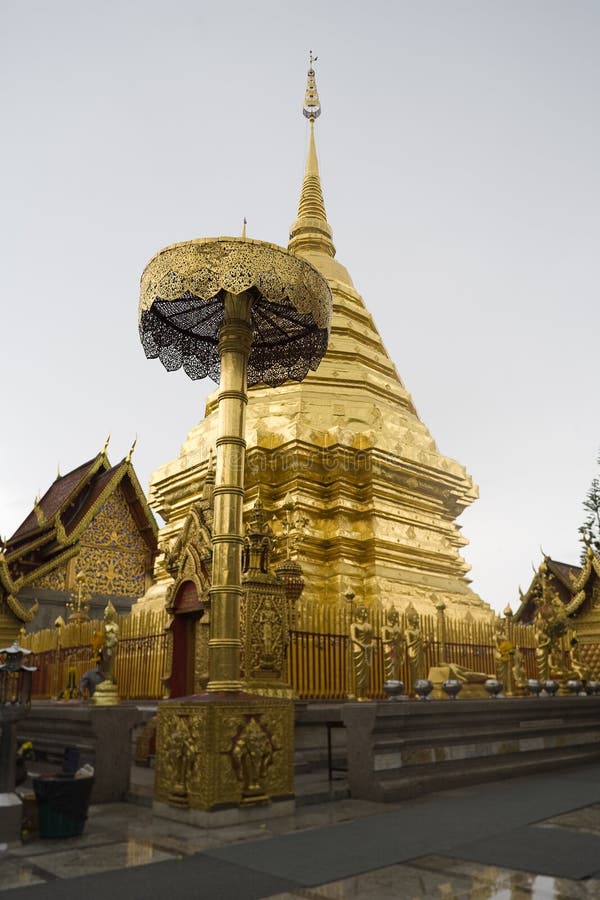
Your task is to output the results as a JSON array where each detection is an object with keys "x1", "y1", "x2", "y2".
[
  {"x1": 350, "y1": 605, "x2": 373, "y2": 700},
  {"x1": 90, "y1": 600, "x2": 120, "y2": 706},
  {"x1": 511, "y1": 646, "x2": 528, "y2": 694},
  {"x1": 231, "y1": 716, "x2": 275, "y2": 805},
  {"x1": 567, "y1": 632, "x2": 590, "y2": 682},
  {"x1": 493, "y1": 617, "x2": 513, "y2": 686},
  {"x1": 533, "y1": 564, "x2": 568, "y2": 681},
  {"x1": 98, "y1": 601, "x2": 119, "y2": 683},
  {"x1": 404, "y1": 604, "x2": 430, "y2": 687},
  {"x1": 533, "y1": 609, "x2": 552, "y2": 681},
  {"x1": 165, "y1": 715, "x2": 197, "y2": 807},
  {"x1": 381, "y1": 607, "x2": 404, "y2": 682}
]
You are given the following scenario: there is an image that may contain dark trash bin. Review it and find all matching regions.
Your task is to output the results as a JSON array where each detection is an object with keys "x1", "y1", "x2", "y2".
[{"x1": 32, "y1": 775, "x2": 94, "y2": 838}]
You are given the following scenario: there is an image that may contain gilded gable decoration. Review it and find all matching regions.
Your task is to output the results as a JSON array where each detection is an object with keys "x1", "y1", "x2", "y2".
[
  {"x1": 241, "y1": 499, "x2": 291, "y2": 696},
  {"x1": 163, "y1": 501, "x2": 213, "y2": 613},
  {"x1": 32, "y1": 566, "x2": 67, "y2": 592},
  {"x1": 515, "y1": 551, "x2": 600, "y2": 672},
  {"x1": 5, "y1": 593, "x2": 39, "y2": 623},
  {"x1": 0, "y1": 443, "x2": 158, "y2": 636}
]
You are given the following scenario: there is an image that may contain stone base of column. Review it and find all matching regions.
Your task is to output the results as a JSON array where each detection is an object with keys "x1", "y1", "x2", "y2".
[{"x1": 153, "y1": 693, "x2": 294, "y2": 817}]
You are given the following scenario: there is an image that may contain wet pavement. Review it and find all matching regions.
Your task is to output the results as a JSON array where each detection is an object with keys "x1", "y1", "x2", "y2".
[{"x1": 3, "y1": 765, "x2": 600, "y2": 897}]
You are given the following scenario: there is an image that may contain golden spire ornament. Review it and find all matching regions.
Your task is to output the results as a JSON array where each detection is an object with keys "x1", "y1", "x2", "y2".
[
  {"x1": 303, "y1": 51, "x2": 321, "y2": 121},
  {"x1": 289, "y1": 53, "x2": 335, "y2": 258}
]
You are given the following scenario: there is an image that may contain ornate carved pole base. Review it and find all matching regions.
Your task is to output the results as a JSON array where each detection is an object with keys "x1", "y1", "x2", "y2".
[
  {"x1": 153, "y1": 291, "x2": 295, "y2": 820},
  {"x1": 154, "y1": 694, "x2": 294, "y2": 826}
]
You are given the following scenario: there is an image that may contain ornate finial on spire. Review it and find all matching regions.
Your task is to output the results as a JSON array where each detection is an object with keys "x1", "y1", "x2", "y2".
[
  {"x1": 303, "y1": 51, "x2": 321, "y2": 122},
  {"x1": 241, "y1": 217, "x2": 247, "y2": 239},
  {"x1": 102, "y1": 434, "x2": 111, "y2": 456},
  {"x1": 126, "y1": 435, "x2": 137, "y2": 463},
  {"x1": 289, "y1": 54, "x2": 335, "y2": 259}
]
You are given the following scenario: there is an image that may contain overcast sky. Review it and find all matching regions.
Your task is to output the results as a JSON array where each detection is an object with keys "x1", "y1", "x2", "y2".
[{"x1": 2, "y1": 0, "x2": 598, "y2": 614}]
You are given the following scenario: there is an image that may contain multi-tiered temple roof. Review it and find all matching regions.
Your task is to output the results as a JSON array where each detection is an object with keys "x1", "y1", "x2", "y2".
[{"x1": 0, "y1": 441, "x2": 158, "y2": 638}]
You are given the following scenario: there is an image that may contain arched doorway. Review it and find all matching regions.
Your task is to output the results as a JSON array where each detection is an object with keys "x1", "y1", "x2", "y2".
[{"x1": 166, "y1": 580, "x2": 204, "y2": 698}]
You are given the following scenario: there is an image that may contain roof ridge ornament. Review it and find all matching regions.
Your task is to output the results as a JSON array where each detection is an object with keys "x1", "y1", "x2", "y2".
[{"x1": 126, "y1": 435, "x2": 138, "y2": 463}]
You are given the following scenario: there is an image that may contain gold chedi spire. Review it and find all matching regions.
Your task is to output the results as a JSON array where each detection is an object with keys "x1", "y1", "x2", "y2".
[{"x1": 289, "y1": 53, "x2": 335, "y2": 259}]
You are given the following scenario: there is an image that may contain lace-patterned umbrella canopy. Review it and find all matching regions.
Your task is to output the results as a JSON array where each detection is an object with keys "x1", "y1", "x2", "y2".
[
  {"x1": 139, "y1": 236, "x2": 332, "y2": 693},
  {"x1": 139, "y1": 237, "x2": 332, "y2": 386}
]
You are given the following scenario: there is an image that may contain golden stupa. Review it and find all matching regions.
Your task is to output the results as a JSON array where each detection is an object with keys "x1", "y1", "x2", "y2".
[{"x1": 142, "y1": 58, "x2": 491, "y2": 620}]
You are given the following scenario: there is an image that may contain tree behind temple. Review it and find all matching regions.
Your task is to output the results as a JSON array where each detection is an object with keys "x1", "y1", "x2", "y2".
[{"x1": 579, "y1": 451, "x2": 600, "y2": 563}]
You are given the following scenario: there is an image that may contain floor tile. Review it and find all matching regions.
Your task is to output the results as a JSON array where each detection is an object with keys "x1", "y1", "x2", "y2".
[
  {"x1": 27, "y1": 838, "x2": 179, "y2": 879},
  {"x1": 0, "y1": 858, "x2": 48, "y2": 891},
  {"x1": 539, "y1": 804, "x2": 600, "y2": 836}
]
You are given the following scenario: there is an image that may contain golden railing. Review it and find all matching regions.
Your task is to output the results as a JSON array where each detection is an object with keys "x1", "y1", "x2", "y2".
[
  {"x1": 20, "y1": 600, "x2": 583, "y2": 702},
  {"x1": 21, "y1": 610, "x2": 171, "y2": 701},
  {"x1": 288, "y1": 602, "x2": 541, "y2": 700}
]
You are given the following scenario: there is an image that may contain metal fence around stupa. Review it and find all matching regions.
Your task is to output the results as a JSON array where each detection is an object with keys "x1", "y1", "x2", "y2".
[
  {"x1": 20, "y1": 610, "x2": 171, "y2": 701},
  {"x1": 18, "y1": 600, "x2": 580, "y2": 702},
  {"x1": 287, "y1": 602, "x2": 544, "y2": 699}
]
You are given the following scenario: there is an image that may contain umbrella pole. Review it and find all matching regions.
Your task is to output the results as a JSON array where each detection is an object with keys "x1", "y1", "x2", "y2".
[{"x1": 207, "y1": 290, "x2": 253, "y2": 692}]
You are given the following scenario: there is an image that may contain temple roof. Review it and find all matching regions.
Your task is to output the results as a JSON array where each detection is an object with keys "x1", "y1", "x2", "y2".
[
  {"x1": 0, "y1": 443, "x2": 158, "y2": 603},
  {"x1": 514, "y1": 550, "x2": 600, "y2": 623},
  {"x1": 545, "y1": 558, "x2": 582, "y2": 590},
  {"x1": 9, "y1": 455, "x2": 108, "y2": 545}
]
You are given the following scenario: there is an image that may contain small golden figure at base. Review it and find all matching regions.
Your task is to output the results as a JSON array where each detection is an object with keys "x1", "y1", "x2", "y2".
[
  {"x1": 89, "y1": 601, "x2": 120, "y2": 706},
  {"x1": 350, "y1": 605, "x2": 373, "y2": 701}
]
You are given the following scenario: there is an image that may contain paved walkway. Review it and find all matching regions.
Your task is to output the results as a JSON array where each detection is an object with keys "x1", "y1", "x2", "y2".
[{"x1": 3, "y1": 763, "x2": 600, "y2": 898}]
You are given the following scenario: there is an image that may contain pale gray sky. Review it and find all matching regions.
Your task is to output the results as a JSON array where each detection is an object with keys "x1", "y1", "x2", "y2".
[{"x1": 2, "y1": 0, "x2": 599, "y2": 613}]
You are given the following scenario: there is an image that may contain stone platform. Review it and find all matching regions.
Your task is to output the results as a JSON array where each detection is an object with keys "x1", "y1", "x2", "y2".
[
  {"x1": 16, "y1": 703, "x2": 144, "y2": 803},
  {"x1": 343, "y1": 695, "x2": 600, "y2": 802},
  {"x1": 17, "y1": 697, "x2": 600, "y2": 810}
]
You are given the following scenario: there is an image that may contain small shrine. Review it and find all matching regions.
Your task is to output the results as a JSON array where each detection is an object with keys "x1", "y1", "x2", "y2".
[
  {"x1": 0, "y1": 440, "x2": 158, "y2": 640},
  {"x1": 515, "y1": 549, "x2": 600, "y2": 680}
]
